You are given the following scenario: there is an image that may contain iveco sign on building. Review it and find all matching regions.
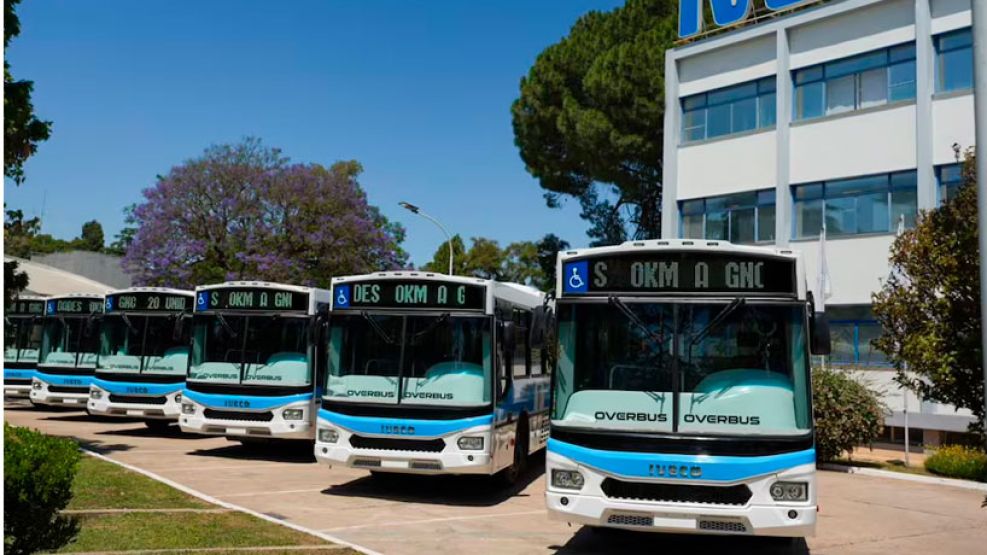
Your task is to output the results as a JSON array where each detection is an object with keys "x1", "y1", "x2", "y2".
[{"x1": 663, "y1": 0, "x2": 976, "y2": 446}]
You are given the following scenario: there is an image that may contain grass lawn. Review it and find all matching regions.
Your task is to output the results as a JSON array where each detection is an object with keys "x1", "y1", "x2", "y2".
[{"x1": 57, "y1": 455, "x2": 358, "y2": 554}]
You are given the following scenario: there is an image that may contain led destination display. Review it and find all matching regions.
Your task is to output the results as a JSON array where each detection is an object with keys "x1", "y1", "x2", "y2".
[
  {"x1": 8, "y1": 299, "x2": 45, "y2": 316},
  {"x1": 333, "y1": 280, "x2": 486, "y2": 310},
  {"x1": 106, "y1": 292, "x2": 192, "y2": 313},
  {"x1": 562, "y1": 252, "x2": 796, "y2": 295},
  {"x1": 194, "y1": 287, "x2": 309, "y2": 312},
  {"x1": 46, "y1": 297, "x2": 104, "y2": 315}
]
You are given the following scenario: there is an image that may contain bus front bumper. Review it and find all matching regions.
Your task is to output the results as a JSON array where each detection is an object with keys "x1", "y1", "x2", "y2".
[
  {"x1": 314, "y1": 413, "x2": 495, "y2": 475},
  {"x1": 4, "y1": 369, "x2": 36, "y2": 398},
  {"x1": 545, "y1": 448, "x2": 816, "y2": 537},
  {"x1": 30, "y1": 375, "x2": 93, "y2": 407},
  {"x1": 87, "y1": 384, "x2": 183, "y2": 420},
  {"x1": 178, "y1": 395, "x2": 315, "y2": 440}
]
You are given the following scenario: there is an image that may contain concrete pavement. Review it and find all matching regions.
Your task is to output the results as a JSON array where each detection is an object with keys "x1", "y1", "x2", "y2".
[{"x1": 5, "y1": 402, "x2": 986, "y2": 555}]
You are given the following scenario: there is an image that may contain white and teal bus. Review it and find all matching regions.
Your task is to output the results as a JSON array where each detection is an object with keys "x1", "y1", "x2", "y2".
[
  {"x1": 88, "y1": 288, "x2": 194, "y2": 429},
  {"x1": 546, "y1": 240, "x2": 830, "y2": 537},
  {"x1": 4, "y1": 296, "x2": 47, "y2": 398},
  {"x1": 179, "y1": 282, "x2": 331, "y2": 443},
  {"x1": 32, "y1": 293, "x2": 105, "y2": 407},
  {"x1": 315, "y1": 273, "x2": 551, "y2": 483}
]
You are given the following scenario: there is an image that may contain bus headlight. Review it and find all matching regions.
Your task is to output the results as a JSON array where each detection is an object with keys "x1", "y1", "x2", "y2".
[
  {"x1": 457, "y1": 436, "x2": 484, "y2": 450},
  {"x1": 282, "y1": 409, "x2": 304, "y2": 421},
  {"x1": 770, "y1": 481, "x2": 808, "y2": 502},
  {"x1": 181, "y1": 403, "x2": 195, "y2": 415},
  {"x1": 174, "y1": 392, "x2": 182, "y2": 404},
  {"x1": 318, "y1": 428, "x2": 338, "y2": 443},
  {"x1": 551, "y1": 469, "x2": 585, "y2": 490},
  {"x1": 90, "y1": 390, "x2": 102, "y2": 399},
  {"x1": 32, "y1": 381, "x2": 42, "y2": 390}
]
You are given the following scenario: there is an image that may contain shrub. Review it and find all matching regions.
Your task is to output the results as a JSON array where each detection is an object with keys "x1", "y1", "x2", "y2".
[
  {"x1": 924, "y1": 445, "x2": 987, "y2": 482},
  {"x1": 4, "y1": 424, "x2": 81, "y2": 554},
  {"x1": 812, "y1": 367, "x2": 886, "y2": 462}
]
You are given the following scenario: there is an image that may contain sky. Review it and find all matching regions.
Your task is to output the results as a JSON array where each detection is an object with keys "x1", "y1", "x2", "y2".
[{"x1": 3, "y1": 0, "x2": 626, "y2": 267}]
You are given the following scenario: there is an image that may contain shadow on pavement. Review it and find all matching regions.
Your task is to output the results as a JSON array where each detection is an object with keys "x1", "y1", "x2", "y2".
[
  {"x1": 322, "y1": 452, "x2": 545, "y2": 507},
  {"x1": 74, "y1": 437, "x2": 136, "y2": 455},
  {"x1": 550, "y1": 527, "x2": 810, "y2": 554},
  {"x1": 188, "y1": 440, "x2": 317, "y2": 464},
  {"x1": 94, "y1": 423, "x2": 213, "y2": 440},
  {"x1": 43, "y1": 413, "x2": 141, "y2": 423}
]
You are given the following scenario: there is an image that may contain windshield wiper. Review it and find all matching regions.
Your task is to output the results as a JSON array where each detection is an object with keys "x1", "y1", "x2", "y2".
[
  {"x1": 608, "y1": 296, "x2": 667, "y2": 352},
  {"x1": 120, "y1": 313, "x2": 138, "y2": 333},
  {"x1": 408, "y1": 313, "x2": 450, "y2": 346},
  {"x1": 688, "y1": 298, "x2": 746, "y2": 349},
  {"x1": 216, "y1": 313, "x2": 238, "y2": 339},
  {"x1": 361, "y1": 312, "x2": 395, "y2": 345}
]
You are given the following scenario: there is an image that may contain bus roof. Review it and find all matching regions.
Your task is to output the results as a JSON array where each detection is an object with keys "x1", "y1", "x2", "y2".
[
  {"x1": 558, "y1": 239, "x2": 800, "y2": 262},
  {"x1": 106, "y1": 287, "x2": 194, "y2": 297},
  {"x1": 194, "y1": 281, "x2": 328, "y2": 295}
]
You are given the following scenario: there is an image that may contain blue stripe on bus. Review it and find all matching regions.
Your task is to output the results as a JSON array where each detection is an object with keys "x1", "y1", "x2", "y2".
[
  {"x1": 4, "y1": 368, "x2": 37, "y2": 380},
  {"x1": 35, "y1": 371, "x2": 95, "y2": 387},
  {"x1": 92, "y1": 378, "x2": 183, "y2": 396},
  {"x1": 548, "y1": 438, "x2": 816, "y2": 482},
  {"x1": 318, "y1": 409, "x2": 493, "y2": 437},
  {"x1": 181, "y1": 389, "x2": 312, "y2": 410}
]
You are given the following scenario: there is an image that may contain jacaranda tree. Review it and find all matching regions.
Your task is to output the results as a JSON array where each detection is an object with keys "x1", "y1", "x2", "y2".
[{"x1": 124, "y1": 138, "x2": 408, "y2": 288}]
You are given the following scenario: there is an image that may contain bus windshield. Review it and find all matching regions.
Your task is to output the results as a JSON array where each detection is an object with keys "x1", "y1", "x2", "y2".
[
  {"x1": 188, "y1": 314, "x2": 311, "y2": 387},
  {"x1": 325, "y1": 313, "x2": 491, "y2": 407},
  {"x1": 553, "y1": 301, "x2": 811, "y2": 436},
  {"x1": 98, "y1": 314, "x2": 190, "y2": 376},
  {"x1": 40, "y1": 316, "x2": 100, "y2": 368},
  {"x1": 5, "y1": 317, "x2": 43, "y2": 363}
]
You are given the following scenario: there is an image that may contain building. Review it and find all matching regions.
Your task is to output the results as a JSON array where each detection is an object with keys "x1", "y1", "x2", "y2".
[
  {"x1": 5, "y1": 256, "x2": 113, "y2": 297},
  {"x1": 32, "y1": 251, "x2": 132, "y2": 290},
  {"x1": 661, "y1": 0, "x2": 976, "y2": 445}
]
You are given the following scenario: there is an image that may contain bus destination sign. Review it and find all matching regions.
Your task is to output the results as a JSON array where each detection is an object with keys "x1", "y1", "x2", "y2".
[
  {"x1": 333, "y1": 280, "x2": 486, "y2": 310},
  {"x1": 561, "y1": 252, "x2": 796, "y2": 295},
  {"x1": 194, "y1": 288, "x2": 310, "y2": 312},
  {"x1": 106, "y1": 292, "x2": 193, "y2": 313},
  {"x1": 46, "y1": 297, "x2": 105, "y2": 315},
  {"x1": 8, "y1": 299, "x2": 46, "y2": 316}
]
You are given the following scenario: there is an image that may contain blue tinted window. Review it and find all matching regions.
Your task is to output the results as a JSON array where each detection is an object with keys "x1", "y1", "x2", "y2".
[
  {"x1": 681, "y1": 76, "x2": 777, "y2": 143},
  {"x1": 937, "y1": 163, "x2": 964, "y2": 204},
  {"x1": 792, "y1": 171, "x2": 917, "y2": 238},
  {"x1": 678, "y1": 189, "x2": 776, "y2": 244},
  {"x1": 935, "y1": 28, "x2": 973, "y2": 92}
]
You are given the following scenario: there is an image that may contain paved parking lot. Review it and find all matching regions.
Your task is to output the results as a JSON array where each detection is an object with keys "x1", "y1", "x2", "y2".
[{"x1": 5, "y1": 402, "x2": 987, "y2": 554}]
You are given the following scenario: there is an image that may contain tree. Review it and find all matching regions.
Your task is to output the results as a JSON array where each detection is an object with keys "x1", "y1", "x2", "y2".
[
  {"x1": 3, "y1": 261, "x2": 29, "y2": 307},
  {"x1": 123, "y1": 138, "x2": 408, "y2": 288},
  {"x1": 465, "y1": 237, "x2": 505, "y2": 279},
  {"x1": 422, "y1": 235, "x2": 468, "y2": 276},
  {"x1": 535, "y1": 233, "x2": 571, "y2": 293},
  {"x1": 106, "y1": 204, "x2": 138, "y2": 256},
  {"x1": 512, "y1": 0, "x2": 677, "y2": 246},
  {"x1": 4, "y1": 209, "x2": 40, "y2": 258},
  {"x1": 76, "y1": 220, "x2": 104, "y2": 252},
  {"x1": 872, "y1": 151, "x2": 984, "y2": 437},
  {"x1": 4, "y1": 0, "x2": 52, "y2": 184},
  {"x1": 421, "y1": 235, "x2": 560, "y2": 289},
  {"x1": 502, "y1": 241, "x2": 542, "y2": 286}
]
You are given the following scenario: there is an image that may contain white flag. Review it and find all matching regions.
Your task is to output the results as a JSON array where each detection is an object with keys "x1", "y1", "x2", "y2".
[{"x1": 817, "y1": 223, "x2": 832, "y2": 311}]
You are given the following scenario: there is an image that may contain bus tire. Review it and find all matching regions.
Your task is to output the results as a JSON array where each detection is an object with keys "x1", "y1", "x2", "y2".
[
  {"x1": 144, "y1": 420, "x2": 172, "y2": 432},
  {"x1": 498, "y1": 416, "x2": 529, "y2": 487}
]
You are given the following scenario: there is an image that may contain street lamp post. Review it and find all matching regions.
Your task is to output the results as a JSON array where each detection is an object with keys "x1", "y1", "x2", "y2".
[{"x1": 399, "y1": 201, "x2": 454, "y2": 276}]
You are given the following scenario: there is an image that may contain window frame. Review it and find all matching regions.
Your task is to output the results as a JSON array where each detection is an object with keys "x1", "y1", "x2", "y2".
[
  {"x1": 934, "y1": 28, "x2": 973, "y2": 93},
  {"x1": 681, "y1": 77, "x2": 776, "y2": 143},
  {"x1": 791, "y1": 170, "x2": 918, "y2": 239},
  {"x1": 678, "y1": 189, "x2": 776, "y2": 244}
]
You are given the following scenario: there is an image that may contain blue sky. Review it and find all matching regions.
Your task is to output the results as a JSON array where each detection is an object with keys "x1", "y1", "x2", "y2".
[{"x1": 3, "y1": 0, "x2": 625, "y2": 266}]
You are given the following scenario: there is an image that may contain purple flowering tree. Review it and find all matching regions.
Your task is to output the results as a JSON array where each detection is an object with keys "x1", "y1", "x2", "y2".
[{"x1": 123, "y1": 138, "x2": 408, "y2": 288}]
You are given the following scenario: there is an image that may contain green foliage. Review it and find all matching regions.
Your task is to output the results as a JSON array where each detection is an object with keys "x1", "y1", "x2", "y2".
[
  {"x1": 421, "y1": 234, "x2": 566, "y2": 291},
  {"x1": 78, "y1": 219, "x2": 104, "y2": 252},
  {"x1": 811, "y1": 367, "x2": 886, "y2": 462},
  {"x1": 421, "y1": 234, "x2": 468, "y2": 276},
  {"x1": 4, "y1": 0, "x2": 52, "y2": 184},
  {"x1": 4, "y1": 424, "x2": 81, "y2": 554},
  {"x1": 924, "y1": 445, "x2": 987, "y2": 482},
  {"x1": 4, "y1": 209, "x2": 108, "y2": 257},
  {"x1": 106, "y1": 204, "x2": 138, "y2": 256},
  {"x1": 872, "y1": 151, "x2": 984, "y2": 437},
  {"x1": 535, "y1": 233, "x2": 570, "y2": 293},
  {"x1": 4, "y1": 260, "x2": 29, "y2": 307},
  {"x1": 512, "y1": 0, "x2": 677, "y2": 245}
]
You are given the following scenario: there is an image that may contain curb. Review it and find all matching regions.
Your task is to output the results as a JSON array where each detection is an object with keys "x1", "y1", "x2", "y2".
[
  {"x1": 81, "y1": 449, "x2": 384, "y2": 555},
  {"x1": 819, "y1": 462, "x2": 987, "y2": 492}
]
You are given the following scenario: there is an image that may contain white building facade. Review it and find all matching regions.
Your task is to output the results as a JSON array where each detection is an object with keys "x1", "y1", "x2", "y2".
[{"x1": 662, "y1": 0, "x2": 976, "y2": 445}]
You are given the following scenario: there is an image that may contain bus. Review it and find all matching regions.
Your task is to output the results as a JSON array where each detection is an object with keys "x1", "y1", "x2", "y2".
[
  {"x1": 545, "y1": 240, "x2": 830, "y2": 537},
  {"x1": 179, "y1": 282, "x2": 331, "y2": 443},
  {"x1": 4, "y1": 295, "x2": 47, "y2": 398},
  {"x1": 88, "y1": 288, "x2": 194, "y2": 429},
  {"x1": 315, "y1": 273, "x2": 551, "y2": 484},
  {"x1": 32, "y1": 293, "x2": 106, "y2": 407}
]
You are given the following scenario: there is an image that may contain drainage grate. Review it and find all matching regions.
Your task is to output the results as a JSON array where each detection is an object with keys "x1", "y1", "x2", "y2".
[
  {"x1": 607, "y1": 513, "x2": 654, "y2": 527},
  {"x1": 698, "y1": 519, "x2": 748, "y2": 533}
]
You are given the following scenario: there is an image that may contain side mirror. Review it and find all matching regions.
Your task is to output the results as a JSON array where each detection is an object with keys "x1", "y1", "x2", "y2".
[
  {"x1": 83, "y1": 314, "x2": 101, "y2": 338},
  {"x1": 529, "y1": 306, "x2": 547, "y2": 349},
  {"x1": 810, "y1": 311, "x2": 831, "y2": 356},
  {"x1": 172, "y1": 313, "x2": 191, "y2": 342},
  {"x1": 501, "y1": 321, "x2": 517, "y2": 355}
]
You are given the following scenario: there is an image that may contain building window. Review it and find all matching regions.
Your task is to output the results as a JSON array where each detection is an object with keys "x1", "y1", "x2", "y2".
[
  {"x1": 936, "y1": 163, "x2": 964, "y2": 204},
  {"x1": 680, "y1": 190, "x2": 775, "y2": 244},
  {"x1": 793, "y1": 43, "x2": 916, "y2": 121},
  {"x1": 681, "y1": 77, "x2": 776, "y2": 143},
  {"x1": 792, "y1": 171, "x2": 917, "y2": 239},
  {"x1": 826, "y1": 306, "x2": 888, "y2": 367},
  {"x1": 935, "y1": 28, "x2": 973, "y2": 93}
]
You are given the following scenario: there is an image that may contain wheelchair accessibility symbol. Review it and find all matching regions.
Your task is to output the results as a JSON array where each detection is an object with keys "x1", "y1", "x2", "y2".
[
  {"x1": 335, "y1": 285, "x2": 351, "y2": 308},
  {"x1": 563, "y1": 261, "x2": 589, "y2": 293},
  {"x1": 196, "y1": 292, "x2": 208, "y2": 310}
]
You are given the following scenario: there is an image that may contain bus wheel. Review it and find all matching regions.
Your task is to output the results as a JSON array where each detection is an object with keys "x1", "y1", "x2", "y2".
[
  {"x1": 498, "y1": 418, "x2": 529, "y2": 487},
  {"x1": 144, "y1": 420, "x2": 172, "y2": 432}
]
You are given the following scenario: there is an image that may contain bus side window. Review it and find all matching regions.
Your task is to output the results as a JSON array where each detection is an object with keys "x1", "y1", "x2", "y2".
[
  {"x1": 497, "y1": 317, "x2": 511, "y2": 398},
  {"x1": 512, "y1": 309, "x2": 530, "y2": 378}
]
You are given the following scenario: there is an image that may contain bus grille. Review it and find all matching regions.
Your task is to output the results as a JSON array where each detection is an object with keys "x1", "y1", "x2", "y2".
[
  {"x1": 600, "y1": 479, "x2": 752, "y2": 506},
  {"x1": 698, "y1": 519, "x2": 749, "y2": 533},
  {"x1": 203, "y1": 408, "x2": 274, "y2": 422},
  {"x1": 47, "y1": 385, "x2": 89, "y2": 394},
  {"x1": 4, "y1": 378, "x2": 32, "y2": 386},
  {"x1": 349, "y1": 435, "x2": 445, "y2": 453},
  {"x1": 108, "y1": 394, "x2": 168, "y2": 405},
  {"x1": 607, "y1": 513, "x2": 654, "y2": 527}
]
